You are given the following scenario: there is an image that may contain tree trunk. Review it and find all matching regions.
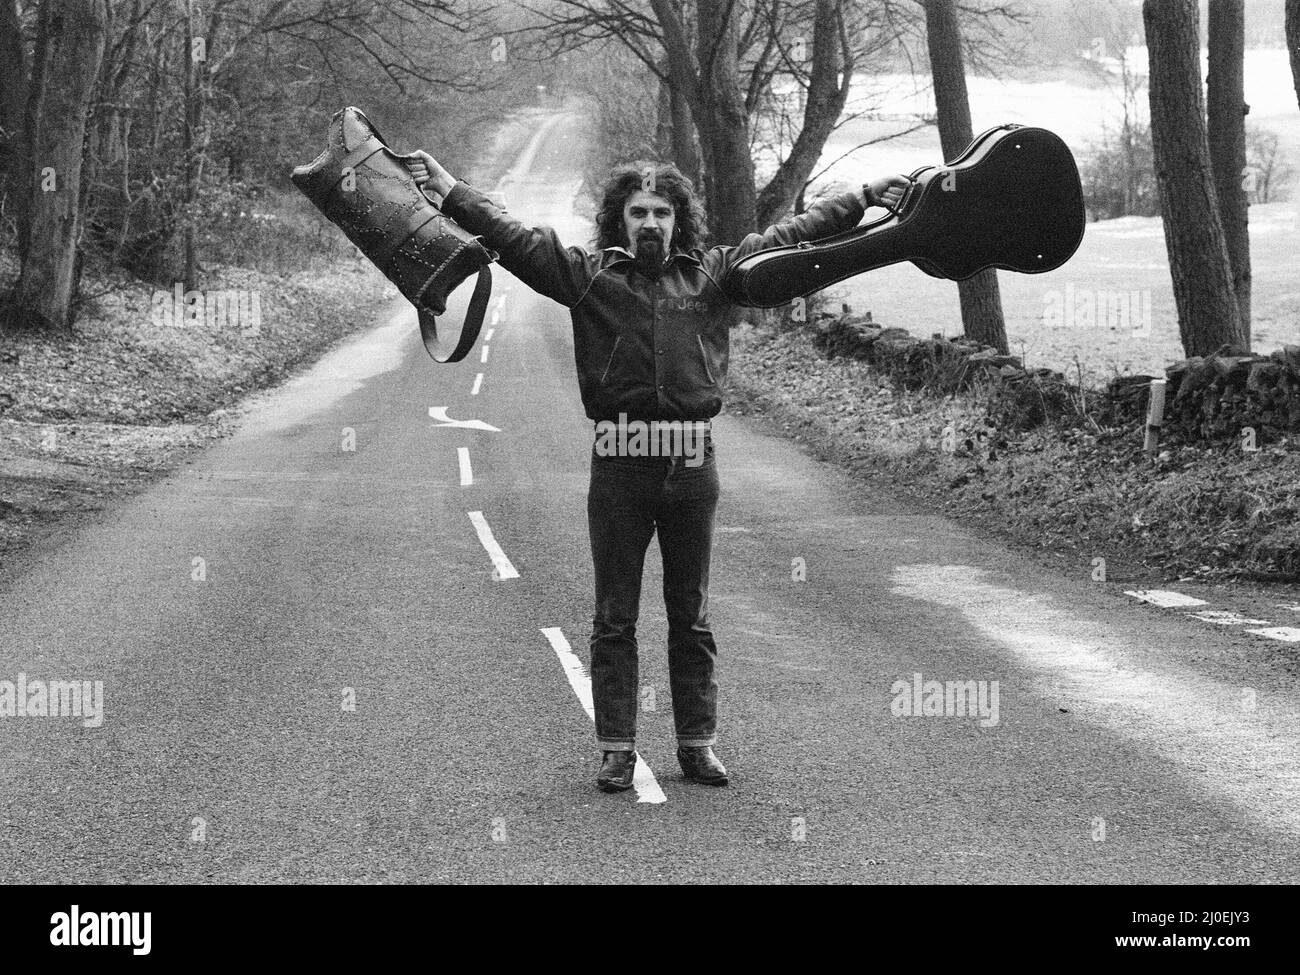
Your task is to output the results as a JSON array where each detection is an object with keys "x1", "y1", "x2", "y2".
[
  {"x1": 183, "y1": 0, "x2": 199, "y2": 292},
  {"x1": 655, "y1": 54, "x2": 699, "y2": 187},
  {"x1": 668, "y1": 75, "x2": 700, "y2": 188},
  {"x1": 0, "y1": 0, "x2": 27, "y2": 250},
  {"x1": 7, "y1": 0, "x2": 109, "y2": 333},
  {"x1": 655, "y1": 60, "x2": 673, "y2": 157},
  {"x1": 1207, "y1": 0, "x2": 1250, "y2": 338},
  {"x1": 691, "y1": 0, "x2": 757, "y2": 244},
  {"x1": 923, "y1": 0, "x2": 1008, "y2": 354},
  {"x1": 1144, "y1": 0, "x2": 1246, "y2": 357},
  {"x1": 1287, "y1": 0, "x2": 1300, "y2": 111},
  {"x1": 754, "y1": 0, "x2": 852, "y2": 227}
]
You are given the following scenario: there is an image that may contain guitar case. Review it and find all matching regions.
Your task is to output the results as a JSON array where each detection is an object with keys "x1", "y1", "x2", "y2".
[
  {"x1": 291, "y1": 107, "x2": 496, "y2": 362},
  {"x1": 727, "y1": 123, "x2": 1085, "y2": 308}
]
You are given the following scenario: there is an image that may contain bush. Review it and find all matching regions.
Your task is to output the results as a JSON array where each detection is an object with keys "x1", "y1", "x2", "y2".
[{"x1": 1081, "y1": 115, "x2": 1158, "y2": 219}]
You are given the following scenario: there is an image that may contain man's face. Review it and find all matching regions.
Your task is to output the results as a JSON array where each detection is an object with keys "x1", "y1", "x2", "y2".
[{"x1": 623, "y1": 189, "x2": 676, "y2": 263}]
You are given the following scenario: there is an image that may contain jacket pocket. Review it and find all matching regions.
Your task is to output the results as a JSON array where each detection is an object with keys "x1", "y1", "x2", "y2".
[
  {"x1": 600, "y1": 335, "x2": 623, "y2": 384},
  {"x1": 696, "y1": 334, "x2": 716, "y2": 385}
]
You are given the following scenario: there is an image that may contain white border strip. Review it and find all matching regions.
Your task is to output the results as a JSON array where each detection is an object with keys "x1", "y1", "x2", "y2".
[
  {"x1": 1124, "y1": 589, "x2": 1208, "y2": 608},
  {"x1": 467, "y1": 510, "x2": 518, "y2": 580},
  {"x1": 539, "y1": 627, "x2": 667, "y2": 804},
  {"x1": 1246, "y1": 626, "x2": 1300, "y2": 643},
  {"x1": 457, "y1": 447, "x2": 473, "y2": 487}
]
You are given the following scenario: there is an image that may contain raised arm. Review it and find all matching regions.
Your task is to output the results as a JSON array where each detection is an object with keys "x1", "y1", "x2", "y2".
[
  {"x1": 407, "y1": 151, "x2": 591, "y2": 308},
  {"x1": 710, "y1": 175, "x2": 910, "y2": 305}
]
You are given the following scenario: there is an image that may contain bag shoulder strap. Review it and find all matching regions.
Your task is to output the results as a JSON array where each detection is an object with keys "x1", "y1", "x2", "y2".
[{"x1": 418, "y1": 264, "x2": 493, "y2": 363}]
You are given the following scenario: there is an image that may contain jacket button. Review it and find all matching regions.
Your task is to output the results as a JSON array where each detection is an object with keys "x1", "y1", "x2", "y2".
[{"x1": 657, "y1": 349, "x2": 664, "y2": 355}]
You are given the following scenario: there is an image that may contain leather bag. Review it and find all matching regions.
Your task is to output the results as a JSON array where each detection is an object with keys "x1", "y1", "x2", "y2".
[{"x1": 291, "y1": 106, "x2": 496, "y2": 362}]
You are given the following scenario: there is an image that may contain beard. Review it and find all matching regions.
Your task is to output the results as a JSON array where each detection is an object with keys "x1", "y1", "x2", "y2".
[{"x1": 633, "y1": 228, "x2": 666, "y2": 279}]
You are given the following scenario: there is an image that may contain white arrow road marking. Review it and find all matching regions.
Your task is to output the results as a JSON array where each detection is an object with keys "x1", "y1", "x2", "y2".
[
  {"x1": 467, "y1": 511, "x2": 518, "y2": 580},
  {"x1": 1189, "y1": 610, "x2": 1272, "y2": 626},
  {"x1": 428, "y1": 407, "x2": 499, "y2": 431},
  {"x1": 1124, "y1": 589, "x2": 1208, "y2": 608},
  {"x1": 539, "y1": 626, "x2": 667, "y2": 805},
  {"x1": 480, "y1": 345, "x2": 490, "y2": 364},
  {"x1": 1246, "y1": 626, "x2": 1300, "y2": 643},
  {"x1": 471, "y1": 373, "x2": 484, "y2": 395},
  {"x1": 457, "y1": 448, "x2": 473, "y2": 487}
]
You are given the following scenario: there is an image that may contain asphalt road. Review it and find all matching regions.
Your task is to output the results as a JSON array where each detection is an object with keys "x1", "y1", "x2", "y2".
[{"x1": 2, "y1": 112, "x2": 1299, "y2": 884}]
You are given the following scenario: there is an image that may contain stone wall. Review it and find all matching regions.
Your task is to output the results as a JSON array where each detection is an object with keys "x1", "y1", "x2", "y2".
[{"x1": 809, "y1": 312, "x2": 1300, "y2": 441}]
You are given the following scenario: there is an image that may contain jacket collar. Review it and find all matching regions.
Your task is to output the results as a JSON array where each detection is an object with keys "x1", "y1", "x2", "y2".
[{"x1": 601, "y1": 245, "x2": 701, "y2": 269}]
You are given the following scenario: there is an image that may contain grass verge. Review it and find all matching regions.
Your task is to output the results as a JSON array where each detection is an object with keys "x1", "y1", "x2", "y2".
[{"x1": 724, "y1": 322, "x2": 1300, "y2": 586}]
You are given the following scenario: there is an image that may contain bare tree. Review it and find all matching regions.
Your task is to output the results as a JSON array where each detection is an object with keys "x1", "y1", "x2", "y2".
[
  {"x1": 922, "y1": 0, "x2": 1008, "y2": 354},
  {"x1": 516, "y1": 2, "x2": 932, "y2": 242},
  {"x1": 675, "y1": 0, "x2": 759, "y2": 243},
  {"x1": 1143, "y1": 0, "x2": 1245, "y2": 358},
  {"x1": 1288, "y1": 0, "x2": 1300, "y2": 111},
  {"x1": 1207, "y1": 0, "x2": 1250, "y2": 337},
  {"x1": 747, "y1": 0, "x2": 856, "y2": 228},
  {"x1": 0, "y1": 0, "x2": 27, "y2": 244},
  {"x1": 7, "y1": 0, "x2": 110, "y2": 333},
  {"x1": 182, "y1": 0, "x2": 204, "y2": 293}
]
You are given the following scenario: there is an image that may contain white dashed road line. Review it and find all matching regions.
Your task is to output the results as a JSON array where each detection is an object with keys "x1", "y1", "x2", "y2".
[
  {"x1": 1127, "y1": 589, "x2": 1300, "y2": 644},
  {"x1": 539, "y1": 627, "x2": 667, "y2": 804},
  {"x1": 471, "y1": 373, "x2": 484, "y2": 395},
  {"x1": 480, "y1": 345, "x2": 490, "y2": 364},
  {"x1": 1190, "y1": 610, "x2": 1272, "y2": 626},
  {"x1": 1124, "y1": 589, "x2": 1208, "y2": 608},
  {"x1": 457, "y1": 448, "x2": 473, "y2": 487},
  {"x1": 485, "y1": 328, "x2": 495, "y2": 342},
  {"x1": 467, "y1": 510, "x2": 519, "y2": 580},
  {"x1": 1245, "y1": 627, "x2": 1300, "y2": 642}
]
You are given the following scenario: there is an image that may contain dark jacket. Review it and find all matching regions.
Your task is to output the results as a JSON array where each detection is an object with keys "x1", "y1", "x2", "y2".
[{"x1": 440, "y1": 178, "x2": 866, "y2": 422}]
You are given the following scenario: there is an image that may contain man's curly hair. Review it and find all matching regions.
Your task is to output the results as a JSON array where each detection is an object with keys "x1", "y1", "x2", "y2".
[{"x1": 593, "y1": 160, "x2": 708, "y2": 253}]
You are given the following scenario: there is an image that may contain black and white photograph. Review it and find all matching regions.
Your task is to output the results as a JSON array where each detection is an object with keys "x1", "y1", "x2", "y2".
[{"x1": 0, "y1": 0, "x2": 1297, "y2": 921}]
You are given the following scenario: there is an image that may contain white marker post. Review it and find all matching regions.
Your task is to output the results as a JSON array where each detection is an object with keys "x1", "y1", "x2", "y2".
[{"x1": 1144, "y1": 378, "x2": 1166, "y2": 455}]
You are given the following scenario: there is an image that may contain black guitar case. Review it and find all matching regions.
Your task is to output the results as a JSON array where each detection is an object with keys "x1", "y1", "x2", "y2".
[{"x1": 727, "y1": 123, "x2": 1085, "y2": 308}]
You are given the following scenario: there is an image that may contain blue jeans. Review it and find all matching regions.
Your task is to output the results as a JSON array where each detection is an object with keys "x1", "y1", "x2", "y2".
[{"x1": 587, "y1": 438, "x2": 720, "y2": 751}]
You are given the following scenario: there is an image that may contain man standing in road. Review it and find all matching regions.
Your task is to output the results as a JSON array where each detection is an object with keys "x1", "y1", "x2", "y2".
[{"x1": 409, "y1": 150, "x2": 907, "y2": 792}]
